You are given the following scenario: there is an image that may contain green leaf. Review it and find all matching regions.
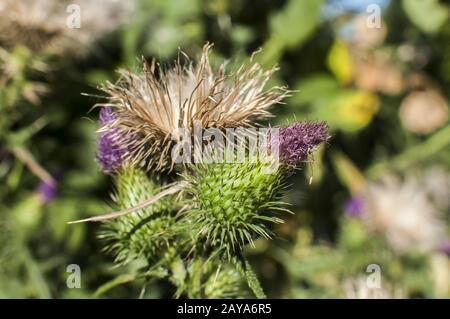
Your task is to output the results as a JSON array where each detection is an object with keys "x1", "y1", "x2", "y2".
[
  {"x1": 13, "y1": 194, "x2": 42, "y2": 231},
  {"x1": 235, "y1": 257, "x2": 266, "y2": 299},
  {"x1": 170, "y1": 258, "x2": 187, "y2": 287},
  {"x1": 269, "y1": 0, "x2": 324, "y2": 48},
  {"x1": 402, "y1": 0, "x2": 449, "y2": 34},
  {"x1": 258, "y1": 0, "x2": 324, "y2": 66},
  {"x1": 94, "y1": 274, "x2": 137, "y2": 297},
  {"x1": 291, "y1": 74, "x2": 339, "y2": 106}
]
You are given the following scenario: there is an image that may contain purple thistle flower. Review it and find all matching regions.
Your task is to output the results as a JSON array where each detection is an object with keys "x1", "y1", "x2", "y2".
[
  {"x1": 278, "y1": 122, "x2": 329, "y2": 165},
  {"x1": 437, "y1": 241, "x2": 450, "y2": 255},
  {"x1": 344, "y1": 197, "x2": 364, "y2": 218},
  {"x1": 38, "y1": 180, "x2": 57, "y2": 203},
  {"x1": 99, "y1": 106, "x2": 116, "y2": 125},
  {"x1": 96, "y1": 107, "x2": 130, "y2": 174}
]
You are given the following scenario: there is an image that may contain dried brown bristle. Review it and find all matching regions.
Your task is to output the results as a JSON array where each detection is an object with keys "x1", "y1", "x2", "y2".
[{"x1": 97, "y1": 44, "x2": 290, "y2": 172}]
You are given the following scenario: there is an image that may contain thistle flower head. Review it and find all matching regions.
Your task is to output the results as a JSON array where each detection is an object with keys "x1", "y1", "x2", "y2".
[
  {"x1": 96, "y1": 107, "x2": 131, "y2": 174},
  {"x1": 278, "y1": 122, "x2": 329, "y2": 165},
  {"x1": 0, "y1": 0, "x2": 134, "y2": 54},
  {"x1": 98, "y1": 44, "x2": 289, "y2": 171}
]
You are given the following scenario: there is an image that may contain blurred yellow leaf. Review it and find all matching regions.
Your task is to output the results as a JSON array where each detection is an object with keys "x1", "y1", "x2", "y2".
[
  {"x1": 327, "y1": 40, "x2": 354, "y2": 85},
  {"x1": 331, "y1": 151, "x2": 367, "y2": 195},
  {"x1": 331, "y1": 91, "x2": 379, "y2": 132}
]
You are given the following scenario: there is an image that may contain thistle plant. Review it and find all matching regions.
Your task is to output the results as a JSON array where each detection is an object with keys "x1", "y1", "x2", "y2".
[
  {"x1": 78, "y1": 44, "x2": 329, "y2": 298},
  {"x1": 183, "y1": 122, "x2": 328, "y2": 259}
]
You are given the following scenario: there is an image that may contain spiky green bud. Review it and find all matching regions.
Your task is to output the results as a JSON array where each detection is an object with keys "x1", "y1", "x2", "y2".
[
  {"x1": 172, "y1": 257, "x2": 249, "y2": 298},
  {"x1": 99, "y1": 167, "x2": 177, "y2": 265},
  {"x1": 183, "y1": 159, "x2": 287, "y2": 259}
]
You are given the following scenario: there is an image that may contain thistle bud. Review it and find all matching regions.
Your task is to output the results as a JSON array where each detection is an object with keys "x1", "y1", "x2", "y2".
[
  {"x1": 184, "y1": 160, "x2": 285, "y2": 259},
  {"x1": 184, "y1": 122, "x2": 329, "y2": 258},
  {"x1": 99, "y1": 167, "x2": 176, "y2": 265}
]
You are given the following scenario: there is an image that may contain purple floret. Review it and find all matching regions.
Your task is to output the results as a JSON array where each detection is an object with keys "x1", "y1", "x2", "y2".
[
  {"x1": 344, "y1": 197, "x2": 365, "y2": 218},
  {"x1": 96, "y1": 107, "x2": 129, "y2": 174},
  {"x1": 278, "y1": 122, "x2": 329, "y2": 165},
  {"x1": 438, "y1": 241, "x2": 450, "y2": 255},
  {"x1": 99, "y1": 106, "x2": 116, "y2": 125}
]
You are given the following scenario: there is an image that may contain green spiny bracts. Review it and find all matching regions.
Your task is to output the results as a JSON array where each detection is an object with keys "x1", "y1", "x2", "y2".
[
  {"x1": 203, "y1": 264, "x2": 249, "y2": 298},
  {"x1": 171, "y1": 257, "x2": 249, "y2": 298},
  {"x1": 99, "y1": 167, "x2": 177, "y2": 265},
  {"x1": 183, "y1": 158, "x2": 288, "y2": 259}
]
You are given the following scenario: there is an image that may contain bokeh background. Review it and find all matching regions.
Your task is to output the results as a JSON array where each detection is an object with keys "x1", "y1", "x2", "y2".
[{"x1": 1, "y1": 0, "x2": 450, "y2": 298}]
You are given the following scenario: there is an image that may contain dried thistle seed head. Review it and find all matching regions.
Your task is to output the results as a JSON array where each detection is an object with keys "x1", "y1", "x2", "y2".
[
  {"x1": 0, "y1": 46, "x2": 49, "y2": 105},
  {"x1": 0, "y1": 0, "x2": 134, "y2": 55},
  {"x1": 278, "y1": 122, "x2": 329, "y2": 166},
  {"x1": 399, "y1": 89, "x2": 449, "y2": 135},
  {"x1": 0, "y1": 0, "x2": 63, "y2": 52},
  {"x1": 361, "y1": 175, "x2": 446, "y2": 254},
  {"x1": 98, "y1": 44, "x2": 289, "y2": 172},
  {"x1": 183, "y1": 160, "x2": 287, "y2": 259}
]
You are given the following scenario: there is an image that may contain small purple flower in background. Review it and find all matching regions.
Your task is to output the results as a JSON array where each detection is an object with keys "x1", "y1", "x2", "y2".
[
  {"x1": 437, "y1": 241, "x2": 450, "y2": 255},
  {"x1": 278, "y1": 122, "x2": 329, "y2": 165},
  {"x1": 96, "y1": 107, "x2": 130, "y2": 174},
  {"x1": 38, "y1": 180, "x2": 57, "y2": 203},
  {"x1": 344, "y1": 197, "x2": 364, "y2": 218}
]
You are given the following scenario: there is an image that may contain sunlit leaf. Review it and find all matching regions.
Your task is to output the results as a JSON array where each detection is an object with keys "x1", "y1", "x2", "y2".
[{"x1": 402, "y1": 0, "x2": 449, "y2": 34}]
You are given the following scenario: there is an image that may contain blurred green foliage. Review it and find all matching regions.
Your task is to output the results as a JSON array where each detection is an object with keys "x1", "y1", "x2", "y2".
[{"x1": 1, "y1": 0, "x2": 450, "y2": 298}]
